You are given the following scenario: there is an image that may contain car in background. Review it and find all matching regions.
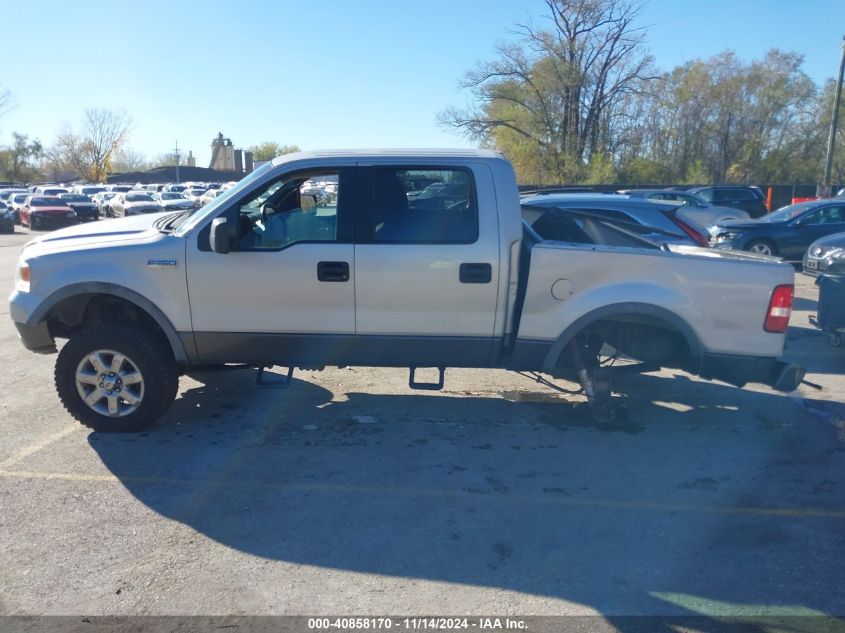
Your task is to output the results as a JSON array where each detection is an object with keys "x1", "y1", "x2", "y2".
[
  {"x1": 836, "y1": 187, "x2": 844, "y2": 198},
  {"x1": 58, "y1": 193, "x2": 99, "y2": 222},
  {"x1": 152, "y1": 191, "x2": 197, "y2": 211},
  {"x1": 19, "y1": 195, "x2": 77, "y2": 230},
  {"x1": 802, "y1": 232, "x2": 845, "y2": 276},
  {"x1": 163, "y1": 183, "x2": 187, "y2": 193},
  {"x1": 198, "y1": 189, "x2": 221, "y2": 206},
  {"x1": 0, "y1": 189, "x2": 29, "y2": 221},
  {"x1": 74, "y1": 185, "x2": 107, "y2": 198},
  {"x1": 0, "y1": 201, "x2": 15, "y2": 233},
  {"x1": 712, "y1": 199, "x2": 845, "y2": 260},
  {"x1": 34, "y1": 185, "x2": 69, "y2": 197},
  {"x1": 0, "y1": 188, "x2": 28, "y2": 203},
  {"x1": 7, "y1": 192, "x2": 32, "y2": 224},
  {"x1": 687, "y1": 185, "x2": 768, "y2": 218},
  {"x1": 520, "y1": 193, "x2": 711, "y2": 247},
  {"x1": 618, "y1": 188, "x2": 750, "y2": 229},
  {"x1": 107, "y1": 192, "x2": 160, "y2": 217},
  {"x1": 91, "y1": 191, "x2": 118, "y2": 217},
  {"x1": 182, "y1": 188, "x2": 207, "y2": 205}
]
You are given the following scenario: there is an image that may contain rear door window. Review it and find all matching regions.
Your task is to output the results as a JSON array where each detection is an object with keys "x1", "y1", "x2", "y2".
[{"x1": 366, "y1": 167, "x2": 478, "y2": 243}]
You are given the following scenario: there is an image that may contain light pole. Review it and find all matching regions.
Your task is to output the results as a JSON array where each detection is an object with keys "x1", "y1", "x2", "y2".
[
  {"x1": 173, "y1": 141, "x2": 182, "y2": 184},
  {"x1": 822, "y1": 36, "x2": 845, "y2": 197}
]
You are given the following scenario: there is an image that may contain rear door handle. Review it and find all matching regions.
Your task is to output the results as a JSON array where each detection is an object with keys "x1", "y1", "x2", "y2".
[
  {"x1": 317, "y1": 261, "x2": 350, "y2": 282},
  {"x1": 459, "y1": 262, "x2": 492, "y2": 284}
]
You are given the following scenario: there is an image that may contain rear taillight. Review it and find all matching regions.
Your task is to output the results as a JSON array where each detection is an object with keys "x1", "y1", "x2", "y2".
[
  {"x1": 764, "y1": 285, "x2": 794, "y2": 333},
  {"x1": 667, "y1": 212, "x2": 710, "y2": 247}
]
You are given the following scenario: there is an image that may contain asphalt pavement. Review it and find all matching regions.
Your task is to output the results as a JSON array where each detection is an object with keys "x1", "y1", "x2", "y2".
[{"x1": 1, "y1": 225, "x2": 844, "y2": 624}]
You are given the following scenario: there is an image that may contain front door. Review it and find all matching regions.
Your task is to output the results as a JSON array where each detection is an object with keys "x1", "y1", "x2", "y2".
[
  {"x1": 186, "y1": 167, "x2": 356, "y2": 365},
  {"x1": 785, "y1": 205, "x2": 845, "y2": 260}
]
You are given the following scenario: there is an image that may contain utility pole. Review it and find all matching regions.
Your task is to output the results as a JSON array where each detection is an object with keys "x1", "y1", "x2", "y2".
[
  {"x1": 173, "y1": 141, "x2": 182, "y2": 184},
  {"x1": 822, "y1": 36, "x2": 845, "y2": 197}
]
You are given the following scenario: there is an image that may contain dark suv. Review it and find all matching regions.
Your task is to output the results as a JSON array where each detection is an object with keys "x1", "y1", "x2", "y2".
[{"x1": 687, "y1": 186, "x2": 768, "y2": 218}]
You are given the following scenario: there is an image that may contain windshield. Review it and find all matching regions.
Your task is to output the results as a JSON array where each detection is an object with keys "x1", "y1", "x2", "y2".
[
  {"x1": 60, "y1": 194, "x2": 89, "y2": 202},
  {"x1": 126, "y1": 193, "x2": 154, "y2": 202},
  {"x1": 762, "y1": 202, "x2": 817, "y2": 222},
  {"x1": 161, "y1": 193, "x2": 185, "y2": 200},
  {"x1": 175, "y1": 162, "x2": 273, "y2": 236}
]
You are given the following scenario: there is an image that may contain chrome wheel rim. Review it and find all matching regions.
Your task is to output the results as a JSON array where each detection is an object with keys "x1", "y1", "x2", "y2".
[
  {"x1": 75, "y1": 350, "x2": 145, "y2": 417},
  {"x1": 749, "y1": 243, "x2": 772, "y2": 255}
]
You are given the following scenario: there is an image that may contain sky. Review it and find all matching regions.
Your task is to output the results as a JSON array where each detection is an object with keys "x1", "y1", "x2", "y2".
[{"x1": 2, "y1": 0, "x2": 844, "y2": 167}]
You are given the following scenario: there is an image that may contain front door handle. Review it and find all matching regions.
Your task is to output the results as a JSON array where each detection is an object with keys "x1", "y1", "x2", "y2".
[
  {"x1": 317, "y1": 261, "x2": 350, "y2": 282},
  {"x1": 459, "y1": 262, "x2": 492, "y2": 284}
]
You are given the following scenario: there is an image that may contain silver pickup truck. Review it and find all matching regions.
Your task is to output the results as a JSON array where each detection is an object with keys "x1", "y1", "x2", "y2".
[{"x1": 9, "y1": 150, "x2": 803, "y2": 431}]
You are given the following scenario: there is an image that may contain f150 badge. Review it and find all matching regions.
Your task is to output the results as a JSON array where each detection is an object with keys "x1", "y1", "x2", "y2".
[{"x1": 147, "y1": 259, "x2": 178, "y2": 269}]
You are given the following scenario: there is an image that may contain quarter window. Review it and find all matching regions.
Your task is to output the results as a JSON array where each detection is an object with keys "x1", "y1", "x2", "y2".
[{"x1": 369, "y1": 168, "x2": 478, "y2": 243}]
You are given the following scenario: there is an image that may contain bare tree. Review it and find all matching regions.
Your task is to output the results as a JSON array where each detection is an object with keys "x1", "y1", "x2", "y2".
[
  {"x1": 53, "y1": 108, "x2": 133, "y2": 181},
  {"x1": 111, "y1": 147, "x2": 148, "y2": 172},
  {"x1": 440, "y1": 0, "x2": 656, "y2": 182}
]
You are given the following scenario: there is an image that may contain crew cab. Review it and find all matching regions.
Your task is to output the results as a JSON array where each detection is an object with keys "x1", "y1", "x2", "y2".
[{"x1": 9, "y1": 150, "x2": 803, "y2": 432}]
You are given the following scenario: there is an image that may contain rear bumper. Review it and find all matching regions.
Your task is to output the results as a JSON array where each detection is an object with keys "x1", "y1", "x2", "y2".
[{"x1": 700, "y1": 353, "x2": 804, "y2": 392}]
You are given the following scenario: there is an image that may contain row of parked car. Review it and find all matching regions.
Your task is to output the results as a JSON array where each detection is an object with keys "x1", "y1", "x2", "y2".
[
  {"x1": 519, "y1": 185, "x2": 845, "y2": 274},
  {"x1": 0, "y1": 180, "x2": 244, "y2": 232}
]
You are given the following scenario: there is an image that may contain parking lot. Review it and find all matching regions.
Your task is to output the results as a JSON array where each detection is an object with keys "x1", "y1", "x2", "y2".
[{"x1": 1, "y1": 226, "x2": 844, "y2": 620}]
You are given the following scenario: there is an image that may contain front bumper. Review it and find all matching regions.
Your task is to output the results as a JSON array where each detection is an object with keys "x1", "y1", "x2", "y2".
[
  {"x1": 30, "y1": 214, "x2": 77, "y2": 230},
  {"x1": 13, "y1": 320, "x2": 56, "y2": 354},
  {"x1": 700, "y1": 353, "x2": 804, "y2": 392}
]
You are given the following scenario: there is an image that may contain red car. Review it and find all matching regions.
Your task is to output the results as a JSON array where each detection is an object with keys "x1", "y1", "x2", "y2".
[{"x1": 20, "y1": 195, "x2": 78, "y2": 231}]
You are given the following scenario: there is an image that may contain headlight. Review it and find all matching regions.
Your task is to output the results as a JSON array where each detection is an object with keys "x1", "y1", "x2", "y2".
[
  {"x1": 67, "y1": 211, "x2": 77, "y2": 217},
  {"x1": 15, "y1": 260, "x2": 30, "y2": 293},
  {"x1": 715, "y1": 232, "x2": 741, "y2": 242}
]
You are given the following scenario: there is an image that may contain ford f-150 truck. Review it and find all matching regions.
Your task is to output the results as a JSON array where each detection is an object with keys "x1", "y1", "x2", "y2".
[{"x1": 9, "y1": 150, "x2": 804, "y2": 432}]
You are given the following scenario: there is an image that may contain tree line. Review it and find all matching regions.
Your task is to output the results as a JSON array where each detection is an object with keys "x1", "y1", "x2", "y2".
[
  {"x1": 440, "y1": 0, "x2": 845, "y2": 186},
  {"x1": 0, "y1": 88, "x2": 300, "y2": 183}
]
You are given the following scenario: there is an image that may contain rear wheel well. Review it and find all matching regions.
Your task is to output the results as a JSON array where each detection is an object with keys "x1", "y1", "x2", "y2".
[
  {"x1": 46, "y1": 293, "x2": 170, "y2": 354},
  {"x1": 556, "y1": 313, "x2": 697, "y2": 372}
]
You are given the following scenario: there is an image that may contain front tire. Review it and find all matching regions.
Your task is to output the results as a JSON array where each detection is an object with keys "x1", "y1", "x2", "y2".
[
  {"x1": 746, "y1": 239, "x2": 777, "y2": 257},
  {"x1": 55, "y1": 324, "x2": 179, "y2": 432}
]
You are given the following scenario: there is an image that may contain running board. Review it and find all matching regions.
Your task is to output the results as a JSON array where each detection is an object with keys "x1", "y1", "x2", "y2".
[{"x1": 409, "y1": 367, "x2": 446, "y2": 391}]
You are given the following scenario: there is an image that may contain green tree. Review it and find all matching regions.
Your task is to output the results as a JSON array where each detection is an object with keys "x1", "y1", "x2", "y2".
[
  {"x1": 0, "y1": 133, "x2": 42, "y2": 181},
  {"x1": 248, "y1": 142, "x2": 301, "y2": 162}
]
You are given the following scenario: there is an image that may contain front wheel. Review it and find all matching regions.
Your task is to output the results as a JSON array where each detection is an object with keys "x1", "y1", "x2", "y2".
[
  {"x1": 55, "y1": 324, "x2": 179, "y2": 432},
  {"x1": 746, "y1": 239, "x2": 777, "y2": 257}
]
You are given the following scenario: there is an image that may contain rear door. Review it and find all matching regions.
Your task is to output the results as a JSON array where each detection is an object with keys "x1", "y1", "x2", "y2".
[{"x1": 352, "y1": 163, "x2": 500, "y2": 366}]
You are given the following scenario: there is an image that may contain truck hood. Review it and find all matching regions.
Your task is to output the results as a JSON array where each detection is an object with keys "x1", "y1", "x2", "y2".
[{"x1": 24, "y1": 212, "x2": 167, "y2": 251}]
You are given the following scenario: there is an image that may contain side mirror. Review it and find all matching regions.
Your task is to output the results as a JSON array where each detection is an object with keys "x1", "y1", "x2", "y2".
[{"x1": 210, "y1": 217, "x2": 234, "y2": 254}]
